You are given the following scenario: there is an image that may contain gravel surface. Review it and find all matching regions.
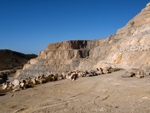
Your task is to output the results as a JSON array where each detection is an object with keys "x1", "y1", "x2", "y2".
[{"x1": 0, "y1": 70, "x2": 150, "y2": 113}]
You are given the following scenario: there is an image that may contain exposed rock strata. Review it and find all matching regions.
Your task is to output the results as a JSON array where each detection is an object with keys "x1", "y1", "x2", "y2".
[{"x1": 17, "y1": 3, "x2": 150, "y2": 79}]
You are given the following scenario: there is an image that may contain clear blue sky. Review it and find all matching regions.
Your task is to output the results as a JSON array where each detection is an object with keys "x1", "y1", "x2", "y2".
[{"x1": 0, "y1": 0, "x2": 149, "y2": 54}]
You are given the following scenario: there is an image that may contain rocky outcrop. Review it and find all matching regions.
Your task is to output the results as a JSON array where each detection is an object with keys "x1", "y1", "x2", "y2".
[
  {"x1": 16, "y1": 39, "x2": 106, "y2": 79},
  {"x1": 16, "y1": 3, "x2": 150, "y2": 79}
]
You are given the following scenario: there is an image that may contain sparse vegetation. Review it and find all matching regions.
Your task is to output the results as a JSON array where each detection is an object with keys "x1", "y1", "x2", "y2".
[
  {"x1": 36, "y1": 80, "x2": 40, "y2": 85},
  {"x1": 28, "y1": 83, "x2": 35, "y2": 88},
  {"x1": 0, "y1": 66, "x2": 124, "y2": 95},
  {"x1": 0, "y1": 49, "x2": 37, "y2": 71},
  {"x1": 54, "y1": 74, "x2": 58, "y2": 81},
  {"x1": 45, "y1": 76, "x2": 53, "y2": 82}
]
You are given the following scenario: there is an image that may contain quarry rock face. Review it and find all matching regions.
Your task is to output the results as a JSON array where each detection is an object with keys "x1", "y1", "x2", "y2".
[{"x1": 16, "y1": 3, "x2": 150, "y2": 79}]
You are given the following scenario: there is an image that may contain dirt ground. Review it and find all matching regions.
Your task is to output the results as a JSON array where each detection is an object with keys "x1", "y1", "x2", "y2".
[{"x1": 0, "y1": 70, "x2": 150, "y2": 113}]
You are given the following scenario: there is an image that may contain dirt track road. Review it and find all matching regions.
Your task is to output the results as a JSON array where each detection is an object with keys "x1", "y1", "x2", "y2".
[{"x1": 0, "y1": 70, "x2": 150, "y2": 113}]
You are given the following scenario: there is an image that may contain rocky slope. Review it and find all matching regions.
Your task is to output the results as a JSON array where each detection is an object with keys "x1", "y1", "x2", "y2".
[
  {"x1": 0, "y1": 49, "x2": 37, "y2": 71},
  {"x1": 16, "y1": 3, "x2": 150, "y2": 79}
]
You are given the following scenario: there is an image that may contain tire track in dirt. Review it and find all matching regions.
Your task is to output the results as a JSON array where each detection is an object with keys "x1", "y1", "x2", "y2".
[
  {"x1": 14, "y1": 100, "x2": 67, "y2": 113},
  {"x1": 69, "y1": 80, "x2": 101, "y2": 100},
  {"x1": 15, "y1": 79, "x2": 102, "y2": 113}
]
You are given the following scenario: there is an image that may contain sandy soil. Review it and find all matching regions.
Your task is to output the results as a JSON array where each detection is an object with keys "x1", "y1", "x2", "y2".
[{"x1": 0, "y1": 70, "x2": 150, "y2": 113}]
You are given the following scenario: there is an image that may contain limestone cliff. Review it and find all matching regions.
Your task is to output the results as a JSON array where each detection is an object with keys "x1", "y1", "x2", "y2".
[{"x1": 16, "y1": 3, "x2": 150, "y2": 79}]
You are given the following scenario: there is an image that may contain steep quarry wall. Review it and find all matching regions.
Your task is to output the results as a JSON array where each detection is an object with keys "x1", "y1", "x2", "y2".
[
  {"x1": 16, "y1": 39, "x2": 106, "y2": 79},
  {"x1": 16, "y1": 3, "x2": 150, "y2": 79}
]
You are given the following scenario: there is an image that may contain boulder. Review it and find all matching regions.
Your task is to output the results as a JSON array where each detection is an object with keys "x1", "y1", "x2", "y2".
[
  {"x1": 20, "y1": 83, "x2": 26, "y2": 89},
  {"x1": 130, "y1": 68, "x2": 139, "y2": 75},
  {"x1": 66, "y1": 74, "x2": 71, "y2": 80},
  {"x1": 12, "y1": 85, "x2": 20, "y2": 92},
  {"x1": 122, "y1": 71, "x2": 135, "y2": 78},
  {"x1": 1, "y1": 83, "x2": 8, "y2": 90},
  {"x1": 39, "y1": 77, "x2": 46, "y2": 84},
  {"x1": 61, "y1": 73, "x2": 66, "y2": 79},
  {"x1": 70, "y1": 73, "x2": 78, "y2": 81},
  {"x1": 7, "y1": 82, "x2": 13, "y2": 90},
  {"x1": 136, "y1": 75, "x2": 144, "y2": 78},
  {"x1": 68, "y1": 71, "x2": 73, "y2": 76},
  {"x1": 12, "y1": 79, "x2": 20, "y2": 86},
  {"x1": 144, "y1": 71, "x2": 150, "y2": 76},
  {"x1": 96, "y1": 70, "x2": 102, "y2": 75},
  {"x1": 58, "y1": 76, "x2": 63, "y2": 80},
  {"x1": 78, "y1": 72, "x2": 86, "y2": 77},
  {"x1": 102, "y1": 68, "x2": 109, "y2": 74},
  {"x1": 89, "y1": 70, "x2": 96, "y2": 76},
  {"x1": 31, "y1": 78, "x2": 36, "y2": 84}
]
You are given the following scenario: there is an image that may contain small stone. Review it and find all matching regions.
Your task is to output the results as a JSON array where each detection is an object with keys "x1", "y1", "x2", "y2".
[{"x1": 136, "y1": 75, "x2": 144, "y2": 78}]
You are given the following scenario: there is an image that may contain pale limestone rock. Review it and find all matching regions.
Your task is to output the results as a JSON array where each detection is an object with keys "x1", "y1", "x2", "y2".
[
  {"x1": 58, "y1": 76, "x2": 63, "y2": 80},
  {"x1": 66, "y1": 72, "x2": 78, "y2": 81},
  {"x1": 136, "y1": 75, "x2": 144, "y2": 78},
  {"x1": 7, "y1": 82, "x2": 13, "y2": 90},
  {"x1": 102, "y1": 68, "x2": 108, "y2": 74},
  {"x1": 15, "y1": 70, "x2": 23, "y2": 78},
  {"x1": 96, "y1": 70, "x2": 102, "y2": 75},
  {"x1": 29, "y1": 58, "x2": 38, "y2": 65},
  {"x1": 146, "y1": 2, "x2": 150, "y2": 7},
  {"x1": 12, "y1": 79, "x2": 19, "y2": 86},
  {"x1": 13, "y1": 85, "x2": 20, "y2": 92},
  {"x1": 23, "y1": 64, "x2": 31, "y2": 70},
  {"x1": 66, "y1": 74, "x2": 71, "y2": 80},
  {"x1": 2, "y1": 83, "x2": 8, "y2": 90},
  {"x1": 16, "y1": 3, "x2": 150, "y2": 78},
  {"x1": 39, "y1": 77, "x2": 46, "y2": 84},
  {"x1": 20, "y1": 83, "x2": 25, "y2": 89},
  {"x1": 123, "y1": 71, "x2": 135, "y2": 77},
  {"x1": 61, "y1": 72, "x2": 67, "y2": 79},
  {"x1": 31, "y1": 78, "x2": 36, "y2": 84},
  {"x1": 78, "y1": 72, "x2": 86, "y2": 77},
  {"x1": 113, "y1": 53, "x2": 122, "y2": 64},
  {"x1": 70, "y1": 73, "x2": 78, "y2": 81}
]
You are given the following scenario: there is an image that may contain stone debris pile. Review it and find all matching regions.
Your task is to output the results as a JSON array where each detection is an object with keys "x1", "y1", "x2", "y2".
[
  {"x1": 122, "y1": 66, "x2": 150, "y2": 78},
  {"x1": 1, "y1": 74, "x2": 48, "y2": 92},
  {"x1": 1, "y1": 66, "x2": 119, "y2": 92}
]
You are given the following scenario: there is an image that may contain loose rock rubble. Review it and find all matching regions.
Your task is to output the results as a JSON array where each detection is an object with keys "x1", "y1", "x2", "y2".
[
  {"x1": 122, "y1": 66, "x2": 150, "y2": 78},
  {"x1": 0, "y1": 66, "x2": 119, "y2": 92}
]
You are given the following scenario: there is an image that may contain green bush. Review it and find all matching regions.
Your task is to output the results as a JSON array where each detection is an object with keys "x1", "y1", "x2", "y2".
[
  {"x1": 54, "y1": 74, "x2": 58, "y2": 81},
  {"x1": 36, "y1": 80, "x2": 40, "y2": 85},
  {"x1": 28, "y1": 83, "x2": 35, "y2": 88},
  {"x1": 45, "y1": 76, "x2": 53, "y2": 82}
]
